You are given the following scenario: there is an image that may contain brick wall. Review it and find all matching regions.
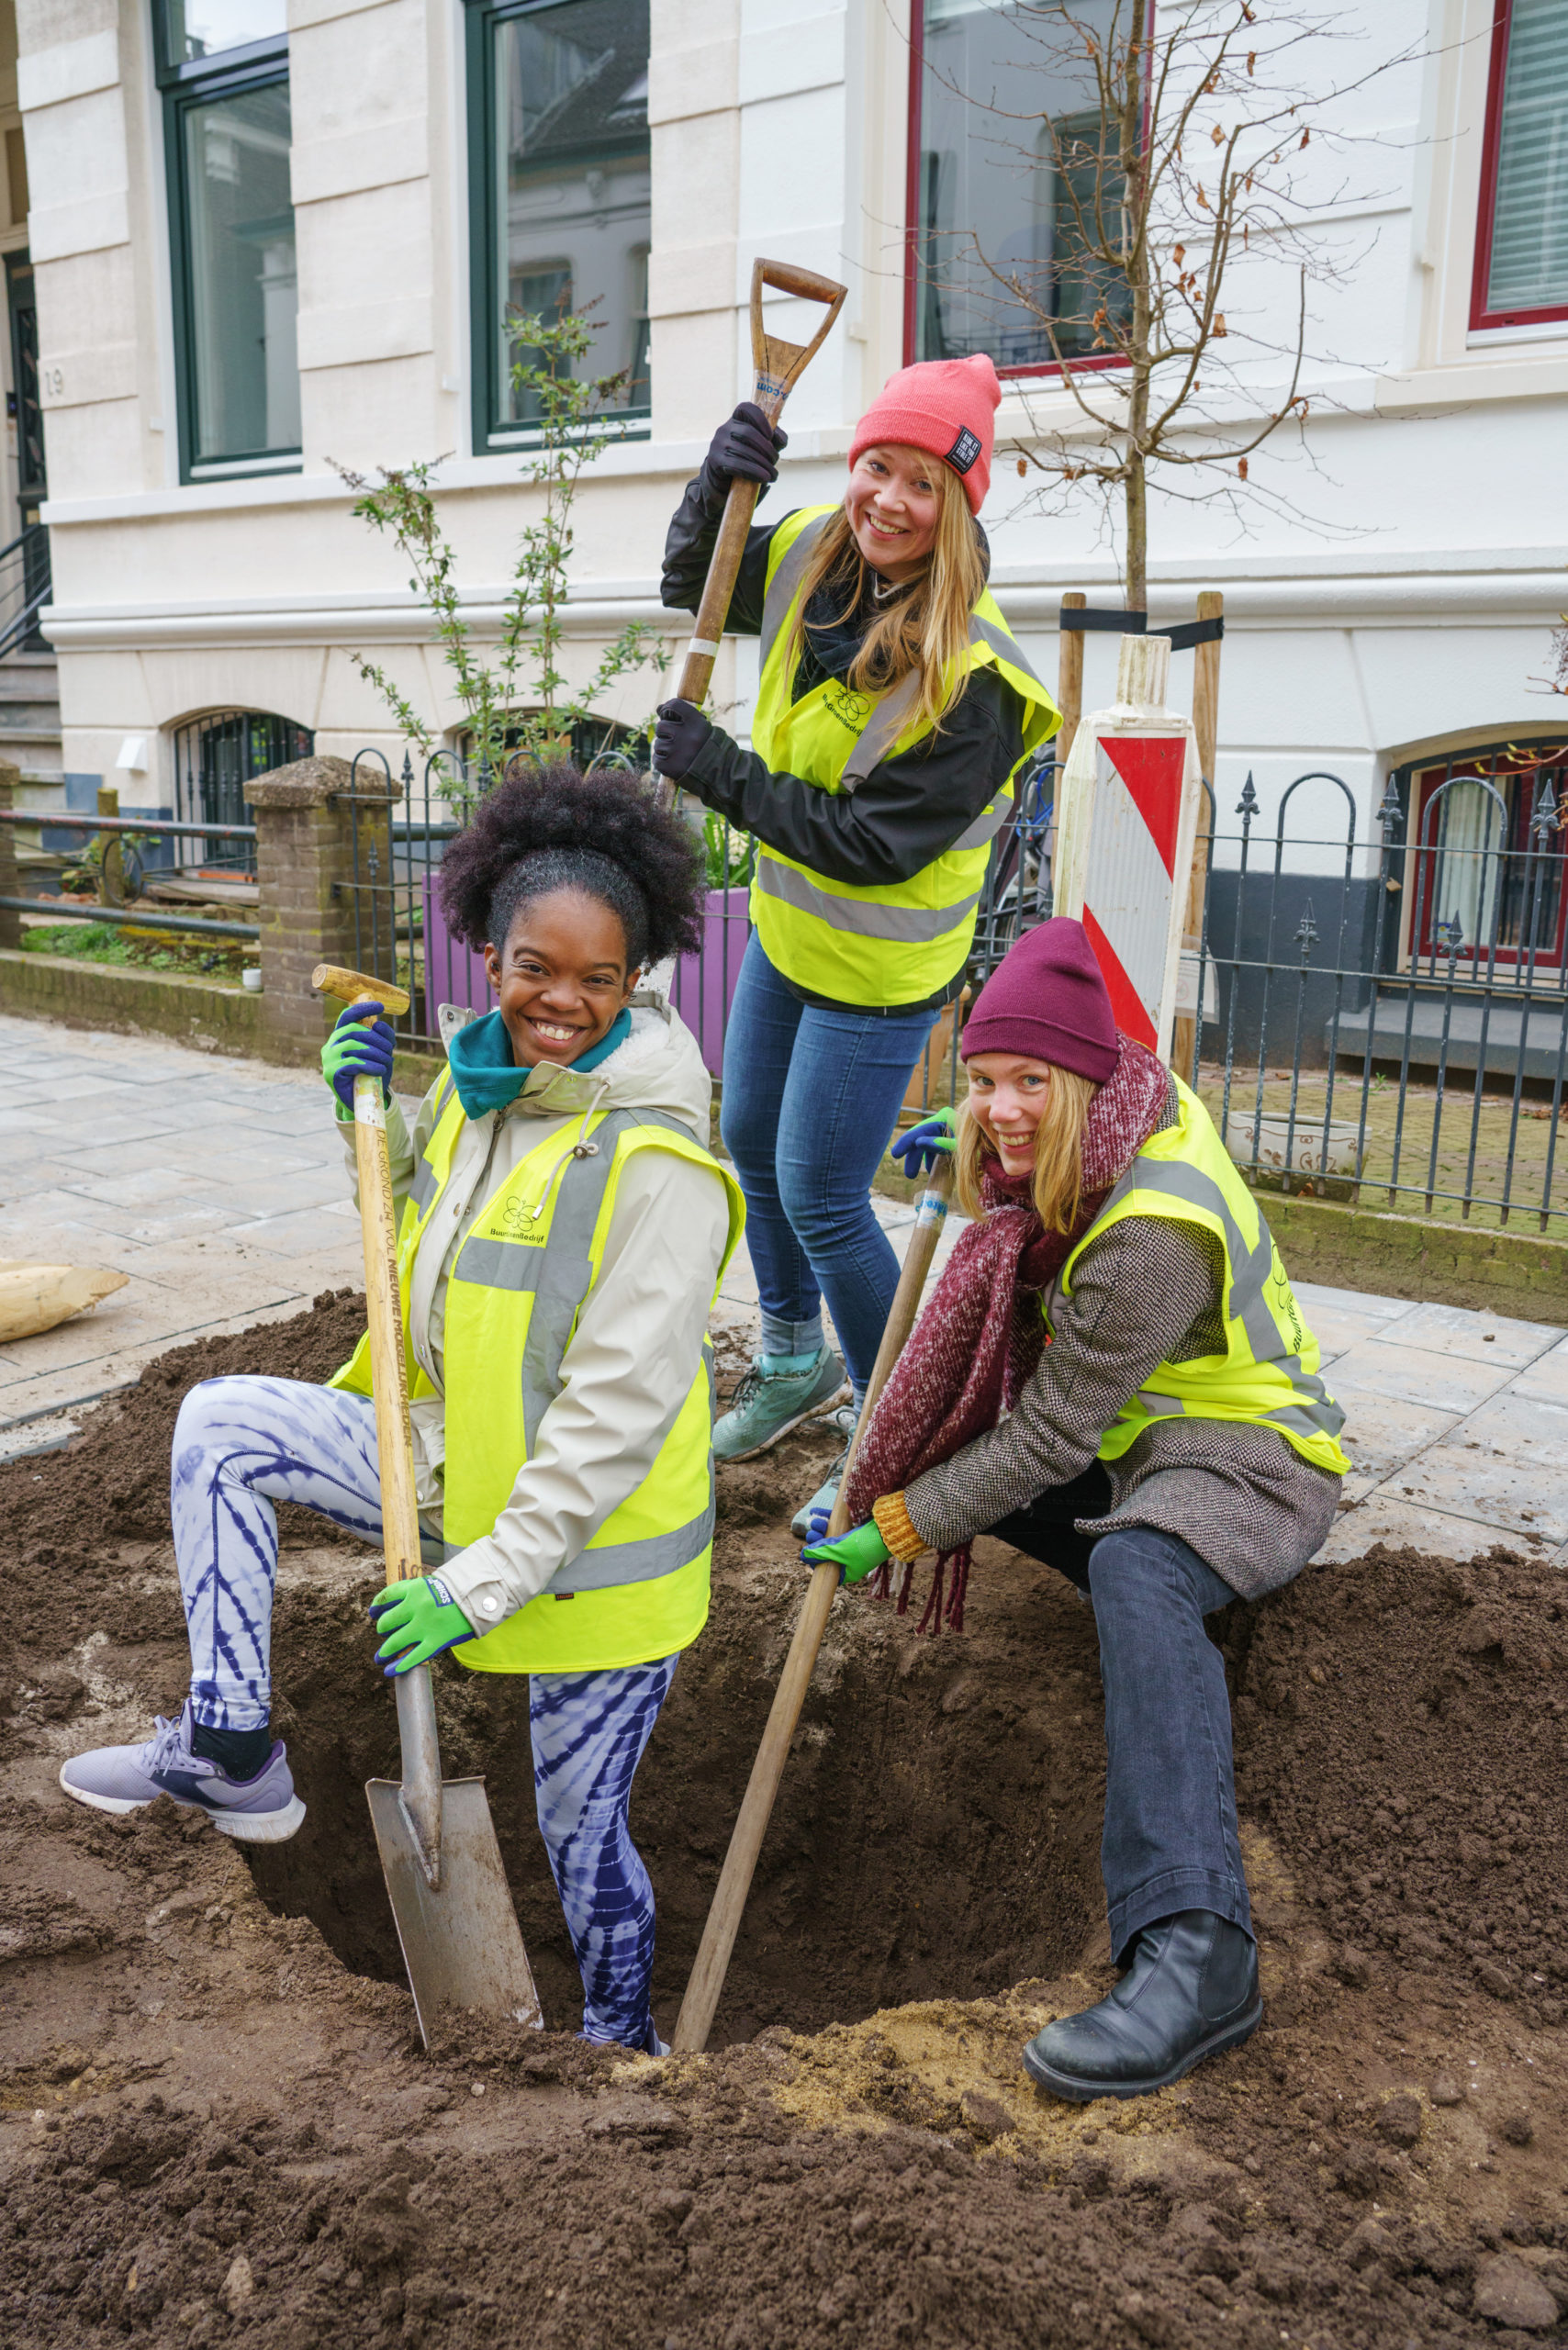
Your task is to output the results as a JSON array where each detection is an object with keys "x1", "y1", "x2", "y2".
[{"x1": 244, "y1": 755, "x2": 397, "y2": 1061}]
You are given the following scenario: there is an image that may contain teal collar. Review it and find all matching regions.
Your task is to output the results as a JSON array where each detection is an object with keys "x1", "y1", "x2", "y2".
[{"x1": 446, "y1": 1007, "x2": 632, "y2": 1118}]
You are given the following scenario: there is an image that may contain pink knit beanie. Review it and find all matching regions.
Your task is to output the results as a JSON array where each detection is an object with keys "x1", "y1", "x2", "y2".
[
  {"x1": 847, "y1": 353, "x2": 1002, "y2": 515},
  {"x1": 959, "y1": 918, "x2": 1118, "y2": 1082}
]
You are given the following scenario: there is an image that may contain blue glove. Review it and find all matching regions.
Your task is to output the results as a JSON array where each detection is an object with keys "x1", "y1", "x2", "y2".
[
  {"x1": 800, "y1": 1520, "x2": 890, "y2": 1586},
  {"x1": 890, "y1": 1106, "x2": 957, "y2": 1178},
  {"x1": 653, "y1": 699, "x2": 713, "y2": 782},
  {"x1": 321, "y1": 999, "x2": 394, "y2": 1116},
  {"x1": 803, "y1": 1505, "x2": 831, "y2": 1548}
]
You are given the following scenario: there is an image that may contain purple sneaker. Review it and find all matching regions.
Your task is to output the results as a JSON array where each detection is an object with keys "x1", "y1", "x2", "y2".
[{"x1": 59, "y1": 1700, "x2": 306, "y2": 1844}]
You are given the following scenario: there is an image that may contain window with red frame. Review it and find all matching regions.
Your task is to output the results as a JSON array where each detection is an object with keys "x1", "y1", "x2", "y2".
[
  {"x1": 1471, "y1": 0, "x2": 1568, "y2": 332},
  {"x1": 1405, "y1": 742, "x2": 1568, "y2": 974},
  {"x1": 905, "y1": 0, "x2": 1133, "y2": 374}
]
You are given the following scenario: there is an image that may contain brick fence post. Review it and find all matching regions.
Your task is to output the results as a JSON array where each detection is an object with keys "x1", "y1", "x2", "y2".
[
  {"x1": 0, "y1": 764, "x2": 19, "y2": 948},
  {"x1": 243, "y1": 755, "x2": 398, "y2": 1063}
]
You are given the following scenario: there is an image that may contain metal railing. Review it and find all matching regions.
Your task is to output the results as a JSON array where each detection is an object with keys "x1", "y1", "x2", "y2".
[
  {"x1": 335, "y1": 744, "x2": 1568, "y2": 1231},
  {"x1": 1188, "y1": 756, "x2": 1568, "y2": 1231},
  {"x1": 0, "y1": 810, "x2": 262, "y2": 941},
  {"x1": 0, "y1": 520, "x2": 50, "y2": 660}
]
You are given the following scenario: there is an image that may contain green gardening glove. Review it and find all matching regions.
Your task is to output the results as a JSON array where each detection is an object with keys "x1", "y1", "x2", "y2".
[
  {"x1": 890, "y1": 1105, "x2": 957, "y2": 1178},
  {"x1": 800, "y1": 1520, "x2": 890, "y2": 1586},
  {"x1": 368, "y1": 1575, "x2": 476, "y2": 1675}
]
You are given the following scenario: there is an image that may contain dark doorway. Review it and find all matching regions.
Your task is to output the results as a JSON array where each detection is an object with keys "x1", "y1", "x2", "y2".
[{"x1": 4, "y1": 251, "x2": 50, "y2": 653}]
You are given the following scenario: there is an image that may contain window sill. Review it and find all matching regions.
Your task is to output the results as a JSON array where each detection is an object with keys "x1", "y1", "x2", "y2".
[
  {"x1": 1375, "y1": 352, "x2": 1568, "y2": 411},
  {"x1": 185, "y1": 454, "x2": 304, "y2": 485}
]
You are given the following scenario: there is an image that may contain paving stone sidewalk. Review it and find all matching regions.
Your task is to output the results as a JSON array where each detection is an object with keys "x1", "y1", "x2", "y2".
[{"x1": 4, "y1": 1013, "x2": 1566, "y2": 1567}]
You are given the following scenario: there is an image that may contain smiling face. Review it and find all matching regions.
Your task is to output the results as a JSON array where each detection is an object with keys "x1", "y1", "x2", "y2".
[
  {"x1": 482, "y1": 886, "x2": 639, "y2": 1068},
  {"x1": 964, "y1": 1052, "x2": 1057, "y2": 1180},
  {"x1": 843, "y1": 442, "x2": 944, "y2": 582}
]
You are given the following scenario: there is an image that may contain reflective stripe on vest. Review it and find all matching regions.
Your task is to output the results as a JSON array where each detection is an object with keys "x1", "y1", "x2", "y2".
[
  {"x1": 747, "y1": 504, "x2": 1060, "y2": 1006},
  {"x1": 442, "y1": 1106, "x2": 721, "y2": 1596},
  {"x1": 1098, "y1": 1153, "x2": 1343, "y2": 1446},
  {"x1": 751, "y1": 859, "x2": 985, "y2": 943},
  {"x1": 1058, "y1": 1083, "x2": 1349, "y2": 1473}
]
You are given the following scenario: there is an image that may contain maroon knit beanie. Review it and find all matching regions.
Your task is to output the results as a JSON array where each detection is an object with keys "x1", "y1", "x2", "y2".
[{"x1": 959, "y1": 917, "x2": 1118, "y2": 1082}]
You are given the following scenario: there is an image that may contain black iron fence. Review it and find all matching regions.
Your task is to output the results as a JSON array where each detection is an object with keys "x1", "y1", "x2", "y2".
[{"x1": 337, "y1": 741, "x2": 1568, "y2": 1234}]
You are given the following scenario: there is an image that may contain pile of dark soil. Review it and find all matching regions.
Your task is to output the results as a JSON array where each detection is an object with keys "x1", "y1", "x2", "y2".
[{"x1": 2, "y1": 1296, "x2": 1566, "y2": 2347}]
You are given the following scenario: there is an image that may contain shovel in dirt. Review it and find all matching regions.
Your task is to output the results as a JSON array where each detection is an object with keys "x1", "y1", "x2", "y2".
[
  {"x1": 313, "y1": 963, "x2": 543, "y2": 2047},
  {"x1": 673, "y1": 1151, "x2": 958, "y2": 2052}
]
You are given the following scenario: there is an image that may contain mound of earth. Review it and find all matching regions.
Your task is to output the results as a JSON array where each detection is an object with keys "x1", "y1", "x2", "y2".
[{"x1": 0, "y1": 1294, "x2": 1565, "y2": 2347}]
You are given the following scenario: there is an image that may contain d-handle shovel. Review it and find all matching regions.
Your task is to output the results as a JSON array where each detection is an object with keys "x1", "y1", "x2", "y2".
[
  {"x1": 653, "y1": 257, "x2": 846, "y2": 798},
  {"x1": 313, "y1": 964, "x2": 543, "y2": 2047}
]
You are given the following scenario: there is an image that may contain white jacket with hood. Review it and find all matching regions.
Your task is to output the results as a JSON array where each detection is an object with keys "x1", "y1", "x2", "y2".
[{"x1": 348, "y1": 990, "x2": 733, "y2": 1639}]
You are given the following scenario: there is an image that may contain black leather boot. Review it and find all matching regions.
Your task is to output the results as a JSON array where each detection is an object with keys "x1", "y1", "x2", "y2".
[{"x1": 1023, "y1": 1910, "x2": 1260, "y2": 2101}]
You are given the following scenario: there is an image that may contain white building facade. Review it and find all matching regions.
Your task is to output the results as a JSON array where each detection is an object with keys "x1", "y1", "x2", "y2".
[{"x1": 9, "y1": 0, "x2": 1568, "y2": 979}]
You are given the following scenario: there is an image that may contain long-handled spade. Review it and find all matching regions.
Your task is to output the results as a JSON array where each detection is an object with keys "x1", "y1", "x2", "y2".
[
  {"x1": 673, "y1": 1153, "x2": 957, "y2": 2053},
  {"x1": 313, "y1": 963, "x2": 543, "y2": 2047}
]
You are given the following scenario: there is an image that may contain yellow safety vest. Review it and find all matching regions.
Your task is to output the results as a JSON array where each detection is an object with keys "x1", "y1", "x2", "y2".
[
  {"x1": 748, "y1": 505, "x2": 1060, "y2": 1006},
  {"x1": 331, "y1": 1074, "x2": 745, "y2": 1673},
  {"x1": 1051, "y1": 1078, "x2": 1350, "y2": 1477}
]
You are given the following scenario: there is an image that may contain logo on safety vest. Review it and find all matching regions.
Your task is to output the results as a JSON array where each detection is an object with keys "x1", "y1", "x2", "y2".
[
  {"x1": 823, "y1": 680, "x2": 872, "y2": 735},
  {"x1": 946, "y1": 427, "x2": 982, "y2": 475},
  {"x1": 493, "y1": 1196, "x2": 549, "y2": 1242}
]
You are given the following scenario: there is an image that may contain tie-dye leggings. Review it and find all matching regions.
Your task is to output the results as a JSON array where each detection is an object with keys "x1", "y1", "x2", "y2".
[{"x1": 171, "y1": 1373, "x2": 678, "y2": 2048}]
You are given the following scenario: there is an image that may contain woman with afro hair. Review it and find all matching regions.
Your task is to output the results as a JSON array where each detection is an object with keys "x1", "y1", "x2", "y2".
[{"x1": 62, "y1": 767, "x2": 745, "y2": 2057}]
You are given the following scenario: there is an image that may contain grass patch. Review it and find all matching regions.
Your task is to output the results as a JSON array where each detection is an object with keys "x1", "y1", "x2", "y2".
[{"x1": 20, "y1": 919, "x2": 251, "y2": 988}]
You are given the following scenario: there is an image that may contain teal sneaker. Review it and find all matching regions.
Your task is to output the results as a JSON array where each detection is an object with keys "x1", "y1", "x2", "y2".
[
  {"x1": 790, "y1": 1404, "x2": 859, "y2": 1540},
  {"x1": 713, "y1": 1348, "x2": 847, "y2": 1462}
]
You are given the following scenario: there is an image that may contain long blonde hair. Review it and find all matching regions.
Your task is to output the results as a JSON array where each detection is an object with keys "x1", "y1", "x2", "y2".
[
  {"x1": 784, "y1": 462, "x2": 987, "y2": 740},
  {"x1": 952, "y1": 1067, "x2": 1100, "y2": 1237}
]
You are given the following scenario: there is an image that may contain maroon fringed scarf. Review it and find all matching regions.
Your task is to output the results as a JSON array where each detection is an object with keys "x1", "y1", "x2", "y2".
[{"x1": 843, "y1": 1035, "x2": 1170, "y2": 1632}]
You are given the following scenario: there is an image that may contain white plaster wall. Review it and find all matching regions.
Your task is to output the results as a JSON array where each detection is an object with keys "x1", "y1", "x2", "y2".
[{"x1": 13, "y1": 0, "x2": 1568, "y2": 875}]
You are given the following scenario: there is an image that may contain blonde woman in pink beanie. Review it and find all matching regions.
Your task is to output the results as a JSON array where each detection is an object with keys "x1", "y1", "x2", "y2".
[{"x1": 655, "y1": 354, "x2": 1059, "y2": 1531}]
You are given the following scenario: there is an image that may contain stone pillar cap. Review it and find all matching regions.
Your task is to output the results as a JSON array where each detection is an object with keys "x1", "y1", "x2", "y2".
[{"x1": 244, "y1": 755, "x2": 401, "y2": 809}]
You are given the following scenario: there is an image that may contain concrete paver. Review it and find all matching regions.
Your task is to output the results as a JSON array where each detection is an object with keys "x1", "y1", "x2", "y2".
[{"x1": 3, "y1": 1012, "x2": 1566, "y2": 1565}]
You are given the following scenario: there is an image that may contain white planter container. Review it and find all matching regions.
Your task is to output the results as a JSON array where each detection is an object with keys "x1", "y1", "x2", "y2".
[
  {"x1": 241, "y1": 968, "x2": 263, "y2": 993},
  {"x1": 1224, "y1": 1112, "x2": 1363, "y2": 1180}
]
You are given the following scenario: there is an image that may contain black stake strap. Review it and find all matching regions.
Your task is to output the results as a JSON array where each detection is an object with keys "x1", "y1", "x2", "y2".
[{"x1": 1058, "y1": 604, "x2": 1225, "y2": 653}]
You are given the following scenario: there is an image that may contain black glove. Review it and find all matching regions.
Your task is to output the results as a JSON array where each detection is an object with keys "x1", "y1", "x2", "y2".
[
  {"x1": 704, "y1": 402, "x2": 787, "y2": 494},
  {"x1": 653, "y1": 700, "x2": 714, "y2": 782}
]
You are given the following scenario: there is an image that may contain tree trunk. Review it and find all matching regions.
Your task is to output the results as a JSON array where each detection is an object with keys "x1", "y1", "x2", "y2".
[
  {"x1": 1125, "y1": 440, "x2": 1147, "y2": 614},
  {"x1": 1121, "y1": 0, "x2": 1151, "y2": 612}
]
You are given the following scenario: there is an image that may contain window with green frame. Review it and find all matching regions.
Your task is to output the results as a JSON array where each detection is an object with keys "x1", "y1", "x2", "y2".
[
  {"x1": 153, "y1": 1, "x2": 301, "y2": 481},
  {"x1": 466, "y1": 0, "x2": 651, "y2": 452}
]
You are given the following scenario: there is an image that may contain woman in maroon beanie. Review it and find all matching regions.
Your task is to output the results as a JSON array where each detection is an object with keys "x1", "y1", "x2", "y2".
[{"x1": 803, "y1": 917, "x2": 1350, "y2": 2102}]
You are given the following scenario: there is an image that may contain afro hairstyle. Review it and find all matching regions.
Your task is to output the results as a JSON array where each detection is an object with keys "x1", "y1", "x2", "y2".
[{"x1": 438, "y1": 763, "x2": 707, "y2": 973}]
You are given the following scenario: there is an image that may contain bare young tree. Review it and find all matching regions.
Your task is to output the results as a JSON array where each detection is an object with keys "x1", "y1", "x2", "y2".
[{"x1": 912, "y1": 0, "x2": 1415, "y2": 608}]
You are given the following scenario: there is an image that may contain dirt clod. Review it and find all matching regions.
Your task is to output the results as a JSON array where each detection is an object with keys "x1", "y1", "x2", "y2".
[{"x1": 1473, "y1": 2250, "x2": 1559, "y2": 2329}]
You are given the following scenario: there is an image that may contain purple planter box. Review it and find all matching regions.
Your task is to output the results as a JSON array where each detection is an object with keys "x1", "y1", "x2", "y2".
[{"x1": 422, "y1": 877, "x2": 749, "y2": 1076}]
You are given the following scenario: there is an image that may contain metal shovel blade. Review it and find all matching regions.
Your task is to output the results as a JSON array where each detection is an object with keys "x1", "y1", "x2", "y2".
[{"x1": 366, "y1": 1774, "x2": 543, "y2": 2047}]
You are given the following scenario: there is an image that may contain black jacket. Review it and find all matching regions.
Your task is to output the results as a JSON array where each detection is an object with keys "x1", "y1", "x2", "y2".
[{"x1": 660, "y1": 467, "x2": 1036, "y2": 904}]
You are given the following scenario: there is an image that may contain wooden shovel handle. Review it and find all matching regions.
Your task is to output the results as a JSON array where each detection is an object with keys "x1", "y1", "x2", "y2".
[
  {"x1": 311, "y1": 970, "x2": 421, "y2": 1587},
  {"x1": 670, "y1": 1153, "x2": 956, "y2": 2054},
  {"x1": 669, "y1": 257, "x2": 847, "y2": 712},
  {"x1": 313, "y1": 961, "x2": 411, "y2": 1017}
]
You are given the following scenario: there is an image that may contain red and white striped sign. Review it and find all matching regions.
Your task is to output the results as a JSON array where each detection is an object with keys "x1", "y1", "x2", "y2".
[{"x1": 1079, "y1": 732, "x2": 1191, "y2": 1051}]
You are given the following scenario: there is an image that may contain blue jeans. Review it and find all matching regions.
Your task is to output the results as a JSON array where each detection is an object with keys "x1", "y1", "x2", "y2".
[
  {"x1": 991, "y1": 1473, "x2": 1252, "y2": 1963},
  {"x1": 720, "y1": 935, "x2": 939, "y2": 1395}
]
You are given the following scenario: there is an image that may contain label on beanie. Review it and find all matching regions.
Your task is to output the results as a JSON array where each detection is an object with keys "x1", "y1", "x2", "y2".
[{"x1": 946, "y1": 426, "x2": 982, "y2": 475}]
